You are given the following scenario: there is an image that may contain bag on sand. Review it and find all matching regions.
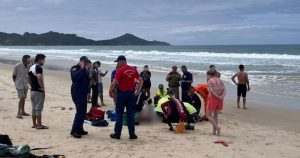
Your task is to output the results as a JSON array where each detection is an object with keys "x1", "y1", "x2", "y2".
[
  {"x1": 86, "y1": 108, "x2": 105, "y2": 121},
  {"x1": 0, "y1": 134, "x2": 13, "y2": 146}
]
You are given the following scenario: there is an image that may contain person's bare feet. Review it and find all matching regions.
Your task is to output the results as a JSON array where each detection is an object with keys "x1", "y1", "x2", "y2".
[
  {"x1": 237, "y1": 106, "x2": 240, "y2": 109},
  {"x1": 243, "y1": 107, "x2": 248, "y2": 109},
  {"x1": 101, "y1": 103, "x2": 107, "y2": 106},
  {"x1": 21, "y1": 112, "x2": 30, "y2": 116},
  {"x1": 217, "y1": 126, "x2": 221, "y2": 136}
]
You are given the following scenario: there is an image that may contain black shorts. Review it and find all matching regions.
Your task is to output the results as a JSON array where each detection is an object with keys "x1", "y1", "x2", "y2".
[{"x1": 237, "y1": 84, "x2": 247, "y2": 97}]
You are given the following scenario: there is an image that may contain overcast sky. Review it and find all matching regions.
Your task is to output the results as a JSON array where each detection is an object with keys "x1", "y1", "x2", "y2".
[{"x1": 0, "y1": 0, "x2": 299, "y2": 45}]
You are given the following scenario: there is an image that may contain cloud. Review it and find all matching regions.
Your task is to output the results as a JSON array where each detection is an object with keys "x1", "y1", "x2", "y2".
[{"x1": 15, "y1": 6, "x2": 36, "y2": 11}]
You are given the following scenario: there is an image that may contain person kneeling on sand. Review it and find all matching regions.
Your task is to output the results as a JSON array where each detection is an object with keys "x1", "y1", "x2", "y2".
[
  {"x1": 206, "y1": 70, "x2": 226, "y2": 136},
  {"x1": 160, "y1": 90, "x2": 194, "y2": 131},
  {"x1": 154, "y1": 84, "x2": 168, "y2": 106}
]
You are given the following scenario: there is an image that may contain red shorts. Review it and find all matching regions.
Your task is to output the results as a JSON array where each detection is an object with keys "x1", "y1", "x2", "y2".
[{"x1": 206, "y1": 94, "x2": 223, "y2": 111}]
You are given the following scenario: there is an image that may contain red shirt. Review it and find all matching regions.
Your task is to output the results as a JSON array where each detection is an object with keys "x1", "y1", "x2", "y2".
[{"x1": 115, "y1": 65, "x2": 140, "y2": 91}]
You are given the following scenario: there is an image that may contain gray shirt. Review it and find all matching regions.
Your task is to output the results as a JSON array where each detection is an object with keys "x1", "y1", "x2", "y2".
[{"x1": 13, "y1": 63, "x2": 29, "y2": 89}]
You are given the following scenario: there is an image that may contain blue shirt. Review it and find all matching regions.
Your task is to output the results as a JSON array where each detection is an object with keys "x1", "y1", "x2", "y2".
[{"x1": 181, "y1": 71, "x2": 193, "y2": 90}]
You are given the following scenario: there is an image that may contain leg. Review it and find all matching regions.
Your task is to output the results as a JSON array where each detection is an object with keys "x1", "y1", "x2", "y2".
[
  {"x1": 36, "y1": 92, "x2": 46, "y2": 128},
  {"x1": 146, "y1": 88, "x2": 151, "y2": 97},
  {"x1": 114, "y1": 93, "x2": 125, "y2": 138},
  {"x1": 31, "y1": 92, "x2": 37, "y2": 127},
  {"x1": 91, "y1": 84, "x2": 99, "y2": 107},
  {"x1": 98, "y1": 83, "x2": 106, "y2": 106},
  {"x1": 237, "y1": 96, "x2": 241, "y2": 108},
  {"x1": 213, "y1": 111, "x2": 221, "y2": 136},
  {"x1": 126, "y1": 92, "x2": 136, "y2": 137},
  {"x1": 243, "y1": 97, "x2": 247, "y2": 109},
  {"x1": 166, "y1": 118, "x2": 173, "y2": 131},
  {"x1": 206, "y1": 110, "x2": 218, "y2": 135}
]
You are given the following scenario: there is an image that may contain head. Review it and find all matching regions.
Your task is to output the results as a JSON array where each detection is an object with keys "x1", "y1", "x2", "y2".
[
  {"x1": 158, "y1": 84, "x2": 164, "y2": 90},
  {"x1": 79, "y1": 56, "x2": 89, "y2": 67},
  {"x1": 98, "y1": 61, "x2": 101, "y2": 67},
  {"x1": 188, "y1": 87, "x2": 195, "y2": 96},
  {"x1": 172, "y1": 65, "x2": 177, "y2": 72},
  {"x1": 181, "y1": 65, "x2": 187, "y2": 73},
  {"x1": 239, "y1": 64, "x2": 244, "y2": 71},
  {"x1": 167, "y1": 89, "x2": 175, "y2": 98},
  {"x1": 86, "y1": 60, "x2": 92, "y2": 68},
  {"x1": 206, "y1": 70, "x2": 216, "y2": 79},
  {"x1": 34, "y1": 54, "x2": 46, "y2": 66},
  {"x1": 22, "y1": 55, "x2": 31, "y2": 66},
  {"x1": 114, "y1": 55, "x2": 127, "y2": 67},
  {"x1": 144, "y1": 65, "x2": 149, "y2": 71},
  {"x1": 93, "y1": 62, "x2": 99, "y2": 68},
  {"x1": 209, "y1": 65, "x2": 216, "y2": 71}
]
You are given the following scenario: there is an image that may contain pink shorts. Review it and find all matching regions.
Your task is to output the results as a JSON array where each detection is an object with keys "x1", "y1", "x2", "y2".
[{"x1": 206, "y1": 94, "x2": 223, "y2": 111}]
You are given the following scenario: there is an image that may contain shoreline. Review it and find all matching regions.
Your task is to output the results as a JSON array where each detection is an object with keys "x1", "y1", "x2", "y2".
[{"x1": 0, "y1": 62, "x2": 300, "y2": 157}]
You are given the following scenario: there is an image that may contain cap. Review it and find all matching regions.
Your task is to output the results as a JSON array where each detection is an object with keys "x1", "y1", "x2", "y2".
[
  {"x1": 114, "y1": 55, "x2": 126, "y2": 62},
  {"x1": 158, "y1": 84, "x2": 164, "y2": 89},
  {"x1": 80, "y1": 56, "x2": 89, "y2": 62}
]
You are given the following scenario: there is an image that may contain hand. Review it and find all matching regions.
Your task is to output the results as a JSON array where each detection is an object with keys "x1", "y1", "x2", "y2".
[
  {"x1": 105, "y1": 70, "x2": 108, "y2": 74},
  {"x1": 248, "y1": 87, "x2": 251, "y2": 91},
  {"x1": 79, "y1": 61, "x2": 85, "y2": 69},
  {"x1": 109, "y1": 91, "x2": 115, "y2": 98}
]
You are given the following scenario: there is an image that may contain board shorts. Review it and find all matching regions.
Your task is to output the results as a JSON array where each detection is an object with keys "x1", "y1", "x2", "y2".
[
  {"x1": 237, "y1": 84, "x2": 247, "y2": 97},
  {"x1": 17, "y1": 89, "x2": 28, "y2": 99},
  {"x1": 31, "y1": 91, "x2": 45, "y2": 116}
]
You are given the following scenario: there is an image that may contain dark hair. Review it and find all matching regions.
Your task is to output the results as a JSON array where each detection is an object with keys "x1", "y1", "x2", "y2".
[
  {"x1": 209, "y1": 65, "x2": 215, "y2": 69},
  {"x1": 239, "y1": 64, "x2": 244, "y2": 70},
  {"x1": 144, "y1": 65, "x2": 148, "y2": 68},
  {"x1": 34, "y1": 54, "x2": 46, "y2": 63},
  {"x1": 22, "y1": 55, "x2": 30, "y2": 61},
  {"x1": 188, "y1": 87, "x2": 195, "y2": 93},
  {"x1": 181, "y1": 65, "x2": 187, "y2": 69},
  {"x1": 96, "y1": 61, "x2": 101, "y2": 65},
  {"x1": 87, "y1": 60, "x2": 91, "y2": 63}
]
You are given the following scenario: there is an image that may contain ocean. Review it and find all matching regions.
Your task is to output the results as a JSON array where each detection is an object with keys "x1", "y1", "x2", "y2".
[{"x1": 0, "y1": 45, "x2": 299, "y2": 100}]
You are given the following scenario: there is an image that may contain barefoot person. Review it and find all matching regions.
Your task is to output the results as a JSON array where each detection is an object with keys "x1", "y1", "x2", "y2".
[
  {"x1": 206, "y1": 70, "x2": 226, "y2": 136},
  {"x1": 109, "y1": 55, "x2": 143, "y2": 140},
  {"x1": 231, "y1": 65, "x2": 250, "y2": 109},
  {"x1": 97, "y1": 61, "x2": 108, "y2": 106},
  {"x1": 27, "y1": 54, "x2": 48, "y2": 129},
  {"x1": 70, "y1": 56, "x2": 90, "y2": 138},
  {"x1": 12, "y1": 55, "x2": 31, "y2": 119},
  {"x1": 140, "y1": 65, "x2": 152, "y2": 96},
  {"x1": 181, "y1": 65, "x2": 193, "y2": 102}
]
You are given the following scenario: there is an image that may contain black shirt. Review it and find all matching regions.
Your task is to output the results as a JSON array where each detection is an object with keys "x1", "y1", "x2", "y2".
[
  {"x1": 28, "y1": 64, "x2": 43, "y2": 92},
  {"x1": 140, "y1": 71, "x2": 151, "y2": 88},
  {"x1": 188, "y1": 93, "x2": 201, "y2": 113},
  {"x1": 181, "y1": 71, "x2": 193, "y2": 90}
]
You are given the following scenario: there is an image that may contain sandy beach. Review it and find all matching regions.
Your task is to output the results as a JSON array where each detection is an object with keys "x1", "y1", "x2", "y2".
[{"x1": 0, "y1": 62, "x2": 300, "y2": 158}]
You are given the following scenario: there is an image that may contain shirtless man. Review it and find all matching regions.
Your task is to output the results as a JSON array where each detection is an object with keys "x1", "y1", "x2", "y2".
[{"x1": 231, "y1": 65, "x2": 250, "y2": 109}]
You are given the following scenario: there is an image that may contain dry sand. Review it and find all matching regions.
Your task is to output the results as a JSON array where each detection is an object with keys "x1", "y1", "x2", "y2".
[{"x1": 0, "y1": 63, "x2": 300, "y2": 158}]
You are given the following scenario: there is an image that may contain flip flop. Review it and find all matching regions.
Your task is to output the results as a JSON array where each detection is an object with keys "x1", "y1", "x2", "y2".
[
  {"x1": 36, "y1": 125, "x2": 49, "y2": 130},
  {"x1": 16, "y1": 115, "x2": 23, "y2": 119},
  {"x1": 214, "y1": 140, "x2": 228, "y2": 147}
]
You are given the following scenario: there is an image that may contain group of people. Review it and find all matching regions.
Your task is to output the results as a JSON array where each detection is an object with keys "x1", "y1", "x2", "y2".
[{"x1": 12, "y1": 54, "x2": 251, "y2": 140}]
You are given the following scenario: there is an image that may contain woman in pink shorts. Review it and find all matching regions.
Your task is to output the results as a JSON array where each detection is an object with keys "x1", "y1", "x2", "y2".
[{"x1": 206, "y1": 70, "x2": 226, "y2": 136}]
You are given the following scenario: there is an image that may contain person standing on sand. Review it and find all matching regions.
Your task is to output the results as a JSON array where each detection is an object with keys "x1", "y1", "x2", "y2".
[
  {"x1": 181, "y1": 65, "x2": 193, "y2": 102},
  {"x1": 166, "y1": 65, "x2": 181, "y2": 99},
  {"x1": 70, "y1": 56, "x2": 90, "y2": 138},
  {"x1": 140, "y1": 65, "x2": 152, "y2": 96},
  {"x1": 86, "y1": 60, "x2": 92, "y2": 103},
  {"x1": 27, "y1": 54, "x2": 48, "y2": 130},
  {"x1": 206, "y1": 70, "x2": 226, "y2": 136},
  {"x1": 91, "y1": 62, "x2": 100, "y2": 107},
  {"x1": 231, "y1": 65, "x2": 251, "y2": 109},
  {"x1": 97, "y1": 61, "x2": 108, "y2": 106},
  {"x1": 109, "y1": 55, "x2": 143, "y2": 140},
  {"x1": 12, "y1": 55, "x2": 31, "y2": 119}
]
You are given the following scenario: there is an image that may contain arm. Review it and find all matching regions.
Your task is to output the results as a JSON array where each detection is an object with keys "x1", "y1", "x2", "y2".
[
  {"x1": 231, "y1": 73, "x2": 238, "y2": 85},
  {"x1": 100, "y1": 70, "x2": 108, "y2": 77},
  {"x1": 185, "y1": 73, "x2": 193, "y2": 84},
  {"x1": 26, "y1": 75, "x2": 32, "y2": 88},
  {"x1": 208, "y1": 80, "x2": 221, "y2": 99},
  {"x1": 71, "y1": 68, "x2": 86, "y2": 82},
  {"x1": 12, "y1": 66, "x2": 17, "y2": 83},
  {"x1": 135, "y1": 77, "x2": 144, "y2": 95},
  {"x1": 246, "y1": 73, "x2": 251, "y2": 91},
  {"x1": 109, "y1": 79, "x2": 119, "y2": 98},
  {"x1": 166, "y1": 73, "x2": 171, "y2": 81},
  {"x1": 36, "y1": 74, "x2": 45, "y2": 92}
]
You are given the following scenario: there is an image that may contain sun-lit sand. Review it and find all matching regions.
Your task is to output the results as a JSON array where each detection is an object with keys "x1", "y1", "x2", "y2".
[{"x1": 0, "y1": 63, "x2": 300, "y2": 158}]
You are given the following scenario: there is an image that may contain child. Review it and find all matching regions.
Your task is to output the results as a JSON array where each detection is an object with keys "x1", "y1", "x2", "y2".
[{"x1": 206, "y1": 70, "x2": 226, "y2": 136}]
